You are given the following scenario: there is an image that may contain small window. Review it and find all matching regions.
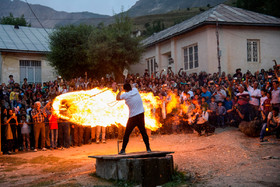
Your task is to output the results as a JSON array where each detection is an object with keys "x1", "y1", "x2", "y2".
[
  {"x1": 20, "y1": 60, "x2": 41, "y2": 85},
  {"x1": 247, "y1": 40, "x2": 260, "y2": 62},
  {"x1": 184, "y1": 44, "x2": 198, "y2": 70}
]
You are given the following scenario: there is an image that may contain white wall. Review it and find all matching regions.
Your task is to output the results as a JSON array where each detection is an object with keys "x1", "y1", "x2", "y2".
[
  {"x1": 132, "y1": 25, "x2": 280, "y2": 76},
  {"x1": 0, "y1": 52, "x2": 57, "y2": 84},
  {"x1": 221, "y1": 26, "x2": 280, "y2": 74}
]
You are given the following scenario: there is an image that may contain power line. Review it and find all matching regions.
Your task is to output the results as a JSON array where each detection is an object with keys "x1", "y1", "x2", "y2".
[{"x1": 24, "y1": 0, "x2": 50, "y2": 36}]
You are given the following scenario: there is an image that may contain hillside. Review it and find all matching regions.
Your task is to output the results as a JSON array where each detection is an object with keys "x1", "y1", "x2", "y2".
[
  {"x1": 127, "y1": 0, "x2": 227, "y2": 17},
  {"x1": 0, "y1": 0, "x2": 110, "y2": 28}
]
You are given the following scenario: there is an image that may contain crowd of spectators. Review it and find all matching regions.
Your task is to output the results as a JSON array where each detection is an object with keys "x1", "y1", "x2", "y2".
[{"x1": 1, "y1": 65, "x2": 280, "y2": 154}]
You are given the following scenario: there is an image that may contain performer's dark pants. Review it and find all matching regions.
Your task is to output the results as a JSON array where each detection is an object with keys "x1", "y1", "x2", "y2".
[{"x1": 121, "y1": 113, "x2": 150, "y2": 151}]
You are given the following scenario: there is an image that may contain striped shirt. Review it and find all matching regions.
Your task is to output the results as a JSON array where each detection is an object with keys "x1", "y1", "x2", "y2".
[
  {"x1": 120, "y1": 87, "x2": 144, "y2": 118},
  {"x1": 31, "y1": 108, "x2": 46, "y2": 123}
]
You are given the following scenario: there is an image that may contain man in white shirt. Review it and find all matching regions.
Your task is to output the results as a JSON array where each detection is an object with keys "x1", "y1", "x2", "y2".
[
  {"x1": 246, "y1": 81, "x2": 261, "y2": 119},
  {"x1": 116, "y1": 83, "x2": 151, "y2": 154},
  {"x1": 271, "y1": 80, "x2": 280, "y2": 109}
]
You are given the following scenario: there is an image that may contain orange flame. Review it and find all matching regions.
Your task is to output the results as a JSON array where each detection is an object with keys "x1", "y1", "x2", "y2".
[{"x1": 52, "y1": 88, "x2": 162, "y2": 131}]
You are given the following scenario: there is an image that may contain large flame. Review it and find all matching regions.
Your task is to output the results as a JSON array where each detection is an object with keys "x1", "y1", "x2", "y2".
[{"x1": 52, "y1": 88, "x2": 163, "y2": 131}]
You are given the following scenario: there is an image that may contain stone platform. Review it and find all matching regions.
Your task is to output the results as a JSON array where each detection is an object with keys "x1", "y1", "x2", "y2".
[{"x1": 89, "y1": 151, "x2": 174, "y2": 187}]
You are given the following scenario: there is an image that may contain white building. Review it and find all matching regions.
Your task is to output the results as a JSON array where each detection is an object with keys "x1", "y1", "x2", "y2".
[
  {"x1": 0, "y1": 24, "x2": 56, "y2": 85},
  {"x1": 130, "y1": 4, "x2": 280, "y2": 76}
]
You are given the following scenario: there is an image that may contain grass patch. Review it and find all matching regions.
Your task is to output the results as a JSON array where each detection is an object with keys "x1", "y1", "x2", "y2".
[
  {"x1": 29, "y1": 155, "x2": 61, "y2": 164},
  {"x1": 163, "y1": 165, "x2": 194, "y2": 187},
  {"x1": 0, "y1": 156, "x2": 28, "y2": 166},
  {"x1": 89, "y1": 172, "x2": 138, "y2": 187}
]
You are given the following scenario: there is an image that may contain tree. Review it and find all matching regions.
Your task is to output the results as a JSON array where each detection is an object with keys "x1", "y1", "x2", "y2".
[
  {"x1": 0, "y1": 13, "x2": 31, "y2": 26},
  {"x1": 142, "y1": 20, "x2": 165, "y2": 37},
  {"x1": 236, "y1": 0, "x2": 280, "y2": 18},
  {"x1": 48, "y1": 24, "x2": 94, "y2": 80},
  {"x1": 87, "y1": 13, "x2": 144, "y2": 81}
]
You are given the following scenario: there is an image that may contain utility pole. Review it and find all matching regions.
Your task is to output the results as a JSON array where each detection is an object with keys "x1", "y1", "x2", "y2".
[{"x1": 216, "y1": 20, "x2": 221, "y2": 75}]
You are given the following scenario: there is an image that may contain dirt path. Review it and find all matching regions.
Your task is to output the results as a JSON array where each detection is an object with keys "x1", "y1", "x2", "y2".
[{"x1": 0, "y1": 127, "x2": 279, "y2": 186}]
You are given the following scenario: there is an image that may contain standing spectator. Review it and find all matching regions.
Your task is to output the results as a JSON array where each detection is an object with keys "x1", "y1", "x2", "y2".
[
  {"x1": 49, "y1": 107, "x2": 58, "y2": 149},
  {"x1": 44, "y1": 102, "x2": 52, "y2": 148},
  {"x1": 216, "y1": 101, "x2": 227, "y2": 127},
  {"x1": 236, "y1": 86, "x2": 250, "y2": 121},
  {"x1": 5, "y1": 109, "x2": 18, "y2": 153},
  {"x1": 246, "y1": 79, "x2": 261, "y2": 120},
  {"x1": 271, "y1": 80, "x2": 280, "y2": 109},
  {"x1": 96, "y1": 125, "x2": 106, "y2": 143},
  {"x1": 260, "y1": 90, "x2": 268, "y2": 112},
  {"x1": 20, "y1": 114, "x2": 30, "y2": 151},
  {"x1": 31, "y1": 101, "x2": 47, "y2": 152},
  {"x1": 201, "y1": 86, "x2": 211, "y2": 104},
  {"x1": 8, "y1": 75, "x2": 15, "y2": 85},
  {"x1": 208, "y1": 96, "x2": 217, "y2": 126},
  {"x1": 213, "y1": 84, "x2": 227, "y2": 103}
]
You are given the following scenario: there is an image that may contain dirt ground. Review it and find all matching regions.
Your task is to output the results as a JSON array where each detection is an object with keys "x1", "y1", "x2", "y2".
[{"x1": 0, "y1": 127, "x2": 280, "y2": 187}]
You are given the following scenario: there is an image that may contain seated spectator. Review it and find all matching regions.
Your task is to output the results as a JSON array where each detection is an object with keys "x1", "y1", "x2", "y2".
[{"x1": 260, "y1": 107, "x2": 280, "y2": 142}]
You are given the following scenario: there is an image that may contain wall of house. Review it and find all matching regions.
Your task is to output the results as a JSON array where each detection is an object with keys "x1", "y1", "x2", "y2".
[
  {"x1": 133, "y1": 25, "x2": 280, "y2": 77},
  {"x1": 220, "y1": 26, "x2": 280, "y2": 74},
  {"x1": 0, "y1": 52, "x2": 57, "y2": 84}
]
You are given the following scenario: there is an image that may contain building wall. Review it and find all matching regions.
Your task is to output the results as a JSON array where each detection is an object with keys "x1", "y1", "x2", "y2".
[
  {"x1": 133, "y1": 25, "x2": 280, "y2": 76},
  {"x1": 0, "y1": 52, "x2": 56, "y2": 84},
  {"x1": 220, "y1": 25, "x2": 280, "y2": 74}
]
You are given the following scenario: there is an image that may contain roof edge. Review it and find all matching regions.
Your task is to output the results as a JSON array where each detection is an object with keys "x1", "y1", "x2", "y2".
[{"x1": 143, "y1": 21, "x2": 280, "y2": 48}]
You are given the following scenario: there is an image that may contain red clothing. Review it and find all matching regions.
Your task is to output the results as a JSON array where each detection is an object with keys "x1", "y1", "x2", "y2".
[
  {"x1": 49, "y1": 115, "x2": 58, "y2": 129},
  {"x1": 263, "y1": 98, "x2": 272, "y2": 114}
]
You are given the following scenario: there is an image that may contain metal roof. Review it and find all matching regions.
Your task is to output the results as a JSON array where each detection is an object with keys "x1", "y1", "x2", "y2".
[
  {"x1": 0, "y1": 24, "x2": 53, "y2": 53},
  {"x1": 142, "y1": 4, "x2": 280, "y2": 47}
]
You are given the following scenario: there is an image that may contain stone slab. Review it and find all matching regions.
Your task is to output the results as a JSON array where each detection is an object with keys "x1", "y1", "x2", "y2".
[{"x1": 88, "y1": 151, "x2": 174, "y2": 160}]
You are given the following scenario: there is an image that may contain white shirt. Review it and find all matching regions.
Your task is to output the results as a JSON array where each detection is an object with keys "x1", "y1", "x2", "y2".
[
  {"x1": 260, "y1": 96, "x2": 268, "y2": 111},
  {"x1": 214, "y1": 89, "x2": 227, "y2": 102},
  {"x1": 197, "y1": 111, "x2": 209, "y2": 124},
  {"x1": 271, "y1": 87, "x2": 280, "y2": 104},
  {"x1": 247, "y1": 86, "x2": 261, "y2": 106},
  {"x1": 120, "y1": 87, "x2": 144, "y2": 118}
]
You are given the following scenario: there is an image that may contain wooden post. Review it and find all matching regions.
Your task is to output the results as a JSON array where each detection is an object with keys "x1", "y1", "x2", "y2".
[{"x1": 216, "y1": 20, "x2": 221, "y2": 75}]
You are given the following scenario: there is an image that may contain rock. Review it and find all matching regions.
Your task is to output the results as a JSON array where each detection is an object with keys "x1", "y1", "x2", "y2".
[{"x1": 239, "y1": 120, "x2": 262, "y2": 137}]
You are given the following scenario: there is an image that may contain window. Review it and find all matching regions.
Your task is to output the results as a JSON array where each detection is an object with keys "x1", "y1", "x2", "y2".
[
  {"x1": 146, "y1": 57, "x2": 157, "y2": 76},
  {"x1": 247, "y1": 40, "x2": 260, "y2": 62},
  {"x1": 20, "y1": 60, "x2": 41, "y2": 85},
  {"x1": 184, "y1": 44, "x2": 198, "y2": 70}
]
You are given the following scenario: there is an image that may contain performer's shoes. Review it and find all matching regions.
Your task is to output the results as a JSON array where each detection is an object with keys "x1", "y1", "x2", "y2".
[
  {"x1": 118, "y1": 150, "x2": 126, "y2": 155},
  {"x1": 147, "y1": 148, "x2": 152, "y2": 153}
]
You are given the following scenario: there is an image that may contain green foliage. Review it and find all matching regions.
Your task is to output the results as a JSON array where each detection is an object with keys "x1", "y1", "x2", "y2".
[
  {"x1": 0, "y1": 13, "x2": 31, "y2": 26},
  {"x1": 142, "y1": 20, "x2": 165, "y2": 37},
  {"x1": 236, "y1": 0, "x2": 280, "y2": 17},
  {"x1": 48, "y1": 24, "x2": 95, "y2": 80},
  {"x1": 88, "y1": 13, "x2": 144, "y2": 81}
]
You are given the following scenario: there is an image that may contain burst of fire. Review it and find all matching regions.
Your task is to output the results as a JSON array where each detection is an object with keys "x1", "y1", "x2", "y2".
[{"x1": 52, "y1": 88, "x2": 163, "y2": 131}]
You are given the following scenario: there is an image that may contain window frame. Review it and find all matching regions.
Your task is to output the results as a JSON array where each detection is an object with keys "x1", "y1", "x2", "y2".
[
  {"x1": 247, "y1": 39, "x2": 260, "y2": 63},
  {"x1": 183, "y1": 43, "x2": 199, "y2": 70}
]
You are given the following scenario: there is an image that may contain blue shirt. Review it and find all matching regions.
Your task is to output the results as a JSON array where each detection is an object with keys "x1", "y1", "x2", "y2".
[
  {"x1": 224, "y1": 100, "x2": 233, "y2": 110},
  {"x1": 201, "y1": 91, "x2": 212, "y2": 103}
]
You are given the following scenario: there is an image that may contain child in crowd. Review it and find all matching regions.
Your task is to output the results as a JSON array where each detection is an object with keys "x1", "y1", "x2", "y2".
[
  {"x1": 208, "y1": 96, "x2": 217, "y2": 126},
  {"x1": 21, "y1": 115, "x2": 30, "y2": 151},
  {"x1": 224, "y1": 96, "x2": 233, "y2": 123},
  {"x1": 49, "y1": 107, "x2": 58, "y2": 149},
  {"x1": 216, "y1": 101, "x2": 227, "y2": 127}
]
